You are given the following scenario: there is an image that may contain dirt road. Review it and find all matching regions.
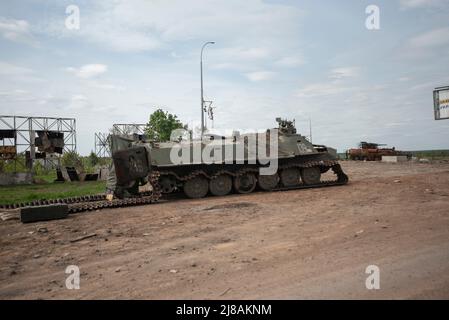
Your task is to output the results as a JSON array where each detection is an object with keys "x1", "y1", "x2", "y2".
[{"x1": 1, "y1": 161, "x2": 449, "y2": 299}]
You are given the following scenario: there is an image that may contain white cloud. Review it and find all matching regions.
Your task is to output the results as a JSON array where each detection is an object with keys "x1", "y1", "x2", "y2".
[
  {"x1": 245, "y1": 71, "x2": 277, "y2": 82},
  {"x1": 384, "y1": 122, "x2": 406, "y2": 127},
  {"x1": 275, "y1": 56, "x2": 305, "y2": 68},
  {"x1": 0, "y1": 89, "x2": 31, "y2": 102},
  {"x1": 219, "y1": 47, "x2": 271, "y2": 60},
  {"x1": 399, "y1": 0, "x2": 448, "y2": 9},
  {"x1": 71, "y1": 94, "x2": 88, "y2": 101},
  {"x1": 87, "y1": 29, "x2": 161, "y2": 53},
  {"x1": 0, "y1": 61, "x2": 33, "y2": 75},
  {"x1": 409, "y1": 27, "x2": 449, "y2": 48},
  {"x1": 66, "y1": 64, "x2": 108, "y2": 79},
  {"x1": 89, "y1": 81, "x2": 126, "y2": 91},
  {"x1": 296, "y1": 82, "x2": 353, "y2": 97},
  {"x1": 0, "y1": 17, "x2": 37, "y2": 46},
  {"x1": 65, "y1": 94, "x2": 90, "y2": 110},
  {"x1": 329, "y1": 67, "x2": 359, "y2": 80},
  {"x1": 0, "y1": 89, "x2": 27, "y2": 95},
  {"x1": 41, "y1": 0, "x2": 303, "y2": 53},
  {"x1": 209, "y1": 46, "x2": 276, "y2": 72}
]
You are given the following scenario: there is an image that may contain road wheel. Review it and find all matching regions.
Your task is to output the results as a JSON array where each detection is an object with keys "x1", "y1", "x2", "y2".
[
  {"x1": 159, "y1": 175, "x2": 176, "y2": 194},
  {"x1": 258, "y1": 173, "x2": 279, "y2": 191},
  {"x1": 280, "y1": 168, "x2": 300, "y2": 187},
  {"x1": 234, "y1": 173, "x2": 257, "y2": 194},
  {"x1": 301, "y1": 167, "x2": 321, "y2": 185},
  {"x1": 183, "y1": 176, "x2": 209, "y2": 199},
  {"x1": 209, "y1": 174, "x2": 232, "y2": 196}
]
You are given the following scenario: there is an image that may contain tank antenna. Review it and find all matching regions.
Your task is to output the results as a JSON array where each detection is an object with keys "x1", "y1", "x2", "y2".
[
  {"x1": 200, "y1": 41, "x2": 215, "y2": 137},
  {"x1": 309, "y1": 117, "x2": 313, "y2": 143}
]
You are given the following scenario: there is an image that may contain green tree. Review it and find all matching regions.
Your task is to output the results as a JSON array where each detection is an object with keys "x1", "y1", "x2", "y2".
[
  {"x1": 88, "y1": 151, "x2": 99, "y2": 167},
  {"x1": 146, "y1": 108, "x2": 186, "y2": 142}
]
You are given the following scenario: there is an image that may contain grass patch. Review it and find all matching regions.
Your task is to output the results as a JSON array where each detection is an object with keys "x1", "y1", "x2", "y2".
[
  {"x1": 33, "y1": 171, "x2": 58, "y2": 184},
  {"x1": 410, "y1": 150, "x2": 449, "y2": 160},
  {"x1": 0, "y1": 181, "x2": 106, "y2": 205}
]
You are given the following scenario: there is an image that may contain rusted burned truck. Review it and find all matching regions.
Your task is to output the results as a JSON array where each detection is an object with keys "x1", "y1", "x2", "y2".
[{"x1": 346, "y1": 142, "x2": 411, "y2": 161}]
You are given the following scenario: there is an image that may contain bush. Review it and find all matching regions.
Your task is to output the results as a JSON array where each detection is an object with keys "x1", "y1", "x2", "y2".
[
  {"x1": 88, "y1": 151, "x2": 99, "y2": 167},
  {"x1": 61, "y1": 151, "x2": 84, "y2": 170}
]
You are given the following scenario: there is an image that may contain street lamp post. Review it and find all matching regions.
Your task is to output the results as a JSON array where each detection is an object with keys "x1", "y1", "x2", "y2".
[{"x1": 200, "y1": 41, "x2": 215, "y2": 137}]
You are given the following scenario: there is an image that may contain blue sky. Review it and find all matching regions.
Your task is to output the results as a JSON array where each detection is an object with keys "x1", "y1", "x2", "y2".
[{"x1": 1, "y1": 0, "x2": 448, "y2": 155}]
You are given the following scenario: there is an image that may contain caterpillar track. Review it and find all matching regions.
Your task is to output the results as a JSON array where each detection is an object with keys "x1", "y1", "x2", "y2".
[
  {"x1": 0, "y1": 161, "x2": 348, "y2": 214},
  {"x1": 0, "y1": 172, "x2": 162, "y2": 214},
  {"x1": 159, "y1": 158, "x2": 349, "y2": 198},
  {"x1": 68, "y1": 192, "x2": 161, "y2": 213}
]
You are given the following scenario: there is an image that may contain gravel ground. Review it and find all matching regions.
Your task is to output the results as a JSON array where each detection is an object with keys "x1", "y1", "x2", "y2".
[{"x1": 1, "y1": 161, "x2": 448, "y2": 299}]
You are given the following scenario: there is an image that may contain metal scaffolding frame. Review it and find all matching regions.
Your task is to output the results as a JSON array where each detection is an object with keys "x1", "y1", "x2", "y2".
[
  {"x1": 0, "y1": 115, "x2": 77, "y2": 171},
  {"x1": 94, "y1": 132, "x2": 111, "y2": 158},
  {"x1": 94, "y1": 124, "x2": 146, "y2": 159}
]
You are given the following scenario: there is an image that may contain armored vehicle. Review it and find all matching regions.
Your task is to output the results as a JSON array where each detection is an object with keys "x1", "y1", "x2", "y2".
[{"x1": 107, "y1": 118, "x2": 348, "y2": 199}]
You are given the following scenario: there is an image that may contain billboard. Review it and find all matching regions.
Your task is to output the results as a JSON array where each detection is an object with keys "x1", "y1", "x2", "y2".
[{"x1": 433, "y1": 86, "x2": 449, "y2": 120}]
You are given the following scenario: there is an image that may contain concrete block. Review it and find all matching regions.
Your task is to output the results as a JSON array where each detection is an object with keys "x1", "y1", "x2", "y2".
[
  {"x1": 382, "y1": 156, "x2": 408, "y2": 163},
  {"x1": 97, "y1": 167, "x2": 110, "y2": 181},
  {"x1": 20, "y1": 204, "x2": 68, "y2": 223},
  {"x1": 0, "y1": 172, "x2": 33, "y2": 186}
]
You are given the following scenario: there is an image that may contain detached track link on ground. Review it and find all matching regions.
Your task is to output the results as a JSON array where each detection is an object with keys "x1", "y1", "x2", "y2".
[
  {"x1": 68, "y1": 194, "x2": 161, "y2": 214},
  {"x1": 0, "y1": 193, "x2": 156, "y2": 210},
  {"x1": 0, "y1": 194, "x2": 107, "y2": 210},
  {"x1": 0, "y1": 172, "x2": 162, "y2": 214},
  {"x1": 69, "y1": 171, "x2": 163, "y2": 214}
]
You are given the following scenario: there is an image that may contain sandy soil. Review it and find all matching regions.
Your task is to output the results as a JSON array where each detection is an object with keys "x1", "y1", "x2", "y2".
[{"x1": 1, "y1": 161, "x2": 449, "y2": 299}]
